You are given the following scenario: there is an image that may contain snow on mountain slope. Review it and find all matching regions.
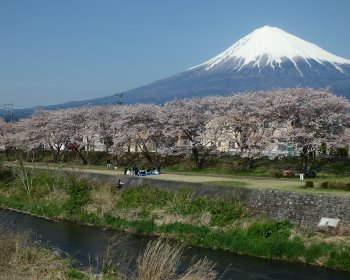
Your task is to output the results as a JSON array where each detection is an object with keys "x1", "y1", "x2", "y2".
[{"x1": 191, "y1": 26, "x2": 350, "y2": 76}]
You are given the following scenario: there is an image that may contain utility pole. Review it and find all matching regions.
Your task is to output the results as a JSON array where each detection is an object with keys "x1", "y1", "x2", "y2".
[
  {"x1": 115, "y1": 92, "x2": 123, "y2": 106},
  {"x1": 1, "y1": 103, "x2": 15, "y2": 122}
]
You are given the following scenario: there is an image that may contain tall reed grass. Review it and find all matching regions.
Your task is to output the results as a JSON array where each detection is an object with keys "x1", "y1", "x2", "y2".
[{"x1": 137, "y1": 239, "x2": 217, "y2": 280}]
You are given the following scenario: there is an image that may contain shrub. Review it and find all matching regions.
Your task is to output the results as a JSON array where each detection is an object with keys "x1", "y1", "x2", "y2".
[
  {"x1": 282, "y1": 170, "x2": 294, "y2": 177},
  {"x1": 328, "y1": 181, "x2": 341, "y2": 189},
  {"x1": 247, "y1": 221, "x2": 292, "y2": 239},
  {"x1": 304, "y1": 181, "x2": 314, "y2": 188},
  {"x1": 304, "y1": 243, "x2": 334, "y2": 263},
  {"x1": 0, "y1": 163, "x2": 14, "y2": 183},
  {"x1": 272, "y1": 170, "x2": 283, "y2": 178},
  {"x1": 322, "y1": 181, "x2": 350, "y2": 191},
  {"x1": 208, "y1": 199, "x2": 245, "y2": 227},
  {"x1": 64, "y1": 176, "x2": 91, "y2": 215},
  {"x1": 326, "y1": 248, "x2": 350, "y2": 271},
  {"x1": 169, "y1": 194, "x2": 245, "y2": 226}
]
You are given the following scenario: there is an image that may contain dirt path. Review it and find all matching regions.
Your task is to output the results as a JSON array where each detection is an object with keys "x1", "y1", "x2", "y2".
[
  {"x1": 14, "y1": 162, "x2": 304, "y2": 190},
  {"x1": 8, "y1": 162, "x2": 350, "y2": 195}
]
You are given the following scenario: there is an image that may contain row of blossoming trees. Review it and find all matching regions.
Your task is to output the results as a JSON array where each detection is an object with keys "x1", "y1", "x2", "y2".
[{"x1": 0, "y1": 88, "x2": 349, "y2": 169}]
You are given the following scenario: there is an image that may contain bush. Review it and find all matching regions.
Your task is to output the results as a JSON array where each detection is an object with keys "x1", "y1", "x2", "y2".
[
  {"x1": 0, "y1": 164, "x2": 14, "y2": 184},
  {"x1": 328, "y1": 181, "x2": 341, "y2": 189},
  {"x1": 208, "y1": 199, "x2": 244, "y2": 227},
  {"x1": 304, "y1": 243, "x2": 334, "y2": 263},
  {"x1": 247, "y1": 221, "x2": 292, "y2": 239},
  {"x1": 64, "y1": 176, "x2": 91, "y2": 215},
  {"x1": 272, "y1": 170, "x2": 283, "y2": 178},
  {"x1": 304, "y1": 181, "x2": 314, "y2": 188},
  {"x1": 327, "y1": 248, "x2": 350, "y2": 271},
  {"x1": 320, "y1": 181, "x2": 350, "y2": 191}
]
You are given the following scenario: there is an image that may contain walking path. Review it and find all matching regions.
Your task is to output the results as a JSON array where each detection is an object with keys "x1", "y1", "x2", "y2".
[
  {"x1": 9, "y1": 162, "x2": 306, "y2": 190},
  {"x1": 7, "y1": 162, "x2": 350, "y2": 195}
]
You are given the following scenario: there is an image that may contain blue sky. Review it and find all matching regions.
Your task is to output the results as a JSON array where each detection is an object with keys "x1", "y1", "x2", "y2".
[{"x1": 1, "y1": 0, "x2": 350, "y2": 108}]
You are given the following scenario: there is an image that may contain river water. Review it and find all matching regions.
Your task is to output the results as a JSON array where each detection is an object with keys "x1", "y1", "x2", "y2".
[{"x1": 1, "y1": 209, "x2": 349, "y2": 280}]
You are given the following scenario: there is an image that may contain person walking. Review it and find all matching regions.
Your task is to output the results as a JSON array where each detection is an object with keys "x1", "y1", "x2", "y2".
[{"x1": 106, "y1": 158, "x2": 112, "y2": 169}]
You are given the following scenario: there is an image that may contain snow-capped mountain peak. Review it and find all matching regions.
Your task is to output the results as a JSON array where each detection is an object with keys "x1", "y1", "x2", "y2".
[{"x1": 192, "y1": 26, "x2": 350, "y2": 75}]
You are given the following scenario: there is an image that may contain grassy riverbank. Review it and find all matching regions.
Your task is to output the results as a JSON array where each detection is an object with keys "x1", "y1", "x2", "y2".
[
  {"x1": 0, "y1": 228, "x2": 217, "y2": 280},
  {"x1": 0, "y1": 228, "x2": 86, "y2": 280},
  {"x1": 1, "y1": 165, "x2": 350, "y2": 272}
]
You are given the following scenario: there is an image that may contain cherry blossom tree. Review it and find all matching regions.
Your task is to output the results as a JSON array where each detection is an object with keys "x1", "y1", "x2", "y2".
[
  {"x1": 0, "y1": 118, "x2": 10, "y2": 149},
  {"x1": 220, "y1": 93, "x2": 278, "y2": 169},
  {"x1": 19, "y1": 109, "x2": 79, "y2": 163},
  {"x1": 112, "y1": 103, "x2": 173, "y2": 168},
  {"x1": 63, "y1": 106, "x2": 94, "y2": 164},
  {"x1": 269, "y1": 88, "x2": 350, "y2": 171},
  {"x1": 11, "y1": 110, "x2": 50, "y2": 161},
  {"x1": 93, "y1": 105, "x2": 117, "y2": 152},
  {"x1": 0, "y1": 118, "x2": 18, "y2": 160},
  {"x1": 75, "y1": 105, "x2": 119, "y2": 164},
  {"x1": 3, "y1": 87, "x2": 348, "y2": 172},
  {"x1": 163, "y1": 97, "x2": 227, "y2": 169}
]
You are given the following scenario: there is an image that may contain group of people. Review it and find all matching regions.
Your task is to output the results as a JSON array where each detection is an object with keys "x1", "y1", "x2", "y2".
[
  {"x1": 107, "y1": 157, "x2": 160, "y2": 177},
  {"x1": 123, "y1": 166, "x2": 159, "y2": 176},
  {"x1": 106, "y1": 158, "x2": 160, "y2": 190},
  {"x1": 115, "y1": 165, "x2": 159, "y2": 191}
]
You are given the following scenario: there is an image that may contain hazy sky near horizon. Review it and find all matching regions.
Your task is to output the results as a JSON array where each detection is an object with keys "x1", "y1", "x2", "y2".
[{"x1": 1, "y1": 0, "x2": 350, "y2": 109}]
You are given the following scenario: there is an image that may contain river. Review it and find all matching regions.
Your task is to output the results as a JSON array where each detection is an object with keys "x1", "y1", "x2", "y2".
[{"x1": 1, "y1": 209, "x2": 349, "y2": 280}]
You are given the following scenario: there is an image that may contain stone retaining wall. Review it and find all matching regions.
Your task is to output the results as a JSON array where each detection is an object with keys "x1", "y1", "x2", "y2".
[{"x1": 83, "y1": 172, "x2": 350, "y2": 229}]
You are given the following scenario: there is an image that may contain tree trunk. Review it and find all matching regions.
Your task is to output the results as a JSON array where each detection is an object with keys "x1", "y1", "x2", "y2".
[
  {"x1": 244, "y1": 158, "x2": 255, "y2": 170},
  {"x1": 191, "y1": 147, "x2": 201, "y2": 169},
  {"x1": 78, "y1": 149, "x2": 88, "y2": 165},
  {"x1": 5, "y1": 148, "x2": 11, "y2": 161},
  {"x1": 144, "y1": 152, "x2": 154, "y2": 166},
  {"x1": 53, "y1": 151, "x2": 59, "y2": 163},
  {"x1": 301, "y1": 147, "x2": 308, "y2": 172},
  {"x1": 303, "y1": 155, "x2": 308, "y2": 172}
]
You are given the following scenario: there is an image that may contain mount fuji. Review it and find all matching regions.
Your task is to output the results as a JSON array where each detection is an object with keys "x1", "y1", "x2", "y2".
[
  {"x1": 11, "y1": 26, "x2": 350, "y2": 119},
  {"x1": 120, "y1": 25, "x2": 350, "y2": 103}
]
